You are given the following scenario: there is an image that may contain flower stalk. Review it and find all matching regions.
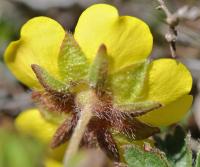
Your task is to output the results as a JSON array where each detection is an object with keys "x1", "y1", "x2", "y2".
[{"x1": 63, "y1": 90, "x2": 94, "y2": 166}]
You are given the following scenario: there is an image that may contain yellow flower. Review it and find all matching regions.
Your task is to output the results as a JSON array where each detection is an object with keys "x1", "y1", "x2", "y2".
[
  {"x1": 15, "y1": 109, "x2": 65, "y2": 166},
  {"x1": 44, "y1": 158, "x2": 62, "y2": 167},
  {"x1": 4, "y1": 3, "x2": 192, "y2": 162}
]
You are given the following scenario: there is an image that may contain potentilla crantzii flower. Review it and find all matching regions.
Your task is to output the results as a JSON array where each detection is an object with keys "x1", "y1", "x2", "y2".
[{"x1": 4, "y1": 3, "x2": 193, "y2": 165}]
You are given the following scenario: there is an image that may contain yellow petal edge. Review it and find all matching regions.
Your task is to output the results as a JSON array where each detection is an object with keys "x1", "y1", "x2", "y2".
[
  {"x1": 146, "y1": 59, "x2": 193, "y2": 104},
  {"x1": 139, "y1": 95, "x2": 193, "y2": 126},
  {"x1": 138, "y1": 59, "x2": 193, "y2": 126},
  {"x1": 45, "y1": 158, "x2": 62, "y2": 167},
  {"x1": 15, "y1": 109, "x2": 66, "y2": 161},
  {"x1": 15, "y1": 108, "x2": 58, "y2": 144},
  {"x1": 4, "y1": 17, "x2": 65, "y2": 89},
  {"x1": 74, "y1": 4, "x2": 153, "y2": 72}
]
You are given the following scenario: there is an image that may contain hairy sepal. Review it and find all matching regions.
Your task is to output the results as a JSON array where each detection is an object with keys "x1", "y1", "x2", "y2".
[
  {"x1": 31, "y1": 65, "x2": 74, "y2": 113},
  {"x1": 31, "y1": 64, "x2": 68, "y2": 93},
  {"x1": 58, "y1": 34, "x2": 89, "y2": 83},
  {"x1": 88, "y1": 44, "x2": 110, "y2": 94},
  {"x1": 106, "y1": 60, "x2": 150, "y2": 105},
  {"x1": 115, "y1": 101, "x2": 162, "y2": 117}
]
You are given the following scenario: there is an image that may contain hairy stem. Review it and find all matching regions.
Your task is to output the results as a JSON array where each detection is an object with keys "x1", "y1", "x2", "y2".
[{"x1": 63, "y1": 90, "x2": 94, "y2": 166}]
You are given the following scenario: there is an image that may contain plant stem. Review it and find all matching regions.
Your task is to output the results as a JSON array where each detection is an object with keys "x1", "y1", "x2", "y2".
[{"x1": 63, "y1": 91, "x2": 94, "y2": 166}]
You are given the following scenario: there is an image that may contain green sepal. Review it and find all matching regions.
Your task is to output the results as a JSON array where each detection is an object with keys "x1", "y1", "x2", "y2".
[
  {"x1": 115, "y1": 101, "x2": 162, "y2": 116},
  {"x1": 111, "y1": 117, "x2": 160, "y2": 140},
  {"x1": 88, "y1": 44, "x2": 110, "y2": 89},
  {"x1": 31, "y1": 64, "x2": 68, "y2": 93},
  {"x1": 58, "y1": 34, "x2": 89, "y2": 83},
  {"x1": 106, "y1": 60, "x2": 150, "y2": 105},
  {"x1": 124, "y1": 145, "x2": 171, "y2": 167}
]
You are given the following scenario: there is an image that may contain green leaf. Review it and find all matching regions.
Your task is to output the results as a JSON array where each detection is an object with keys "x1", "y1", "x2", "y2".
[
  {"x1": 124, "y1": 145, "x2": 171, "y2": 167},
  {"x1": 88, "y1": 44, "x2": 110, "y2": 89},
  {"x1": 106, "y1": 60, "x2": 149, "y2": 105},
  {"x1": 58, "y1": 34, "x2": 89, "y2": 83},
  {"x1": 31, "y1": 64, "x2": 68, "y2": 92},
  {"x1": 174, "y1": 135, "x2": 192, "y2": 167},
  {"x1": 195, "y1": 150, "x2": 200, "y2": 167},
  {"x1": 155, "y1": 126, "x2": 192, "y2": 167}
]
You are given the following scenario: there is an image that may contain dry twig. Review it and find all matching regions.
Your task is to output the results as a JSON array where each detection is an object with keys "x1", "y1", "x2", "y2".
[
  {"x1": 156, "y1": 0, "x2": 200, "y2": 58},
  {"x1": 156, "y1": 0, "x2": 179, "y2": 58}
]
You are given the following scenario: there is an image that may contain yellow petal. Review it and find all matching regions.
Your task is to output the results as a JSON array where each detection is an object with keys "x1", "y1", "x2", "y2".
[
  {"x1": 4, "y1": 17, "x2": 65, "y2": 88},
  {"x1": 49, "y1": 143, "x2": 66, "y2": 161},
  {"x1": 15, "y1": 108, "x2": 57, "y2": 144},
  {"x1": 145, "y1": 59, "x2": 192, "y2": 104},
  {"x1": 15, "y1": 109, "x2": 67, "y2": 161},
  {"x1": 45, "y1": 158, "x2": 62, "y2": 167},
  {"x1": 74, "y1": 4, "x2": 153, "y2": 72},
  {"x1": 139, "y1": 95, "x2": 193, "y2": 126}
]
